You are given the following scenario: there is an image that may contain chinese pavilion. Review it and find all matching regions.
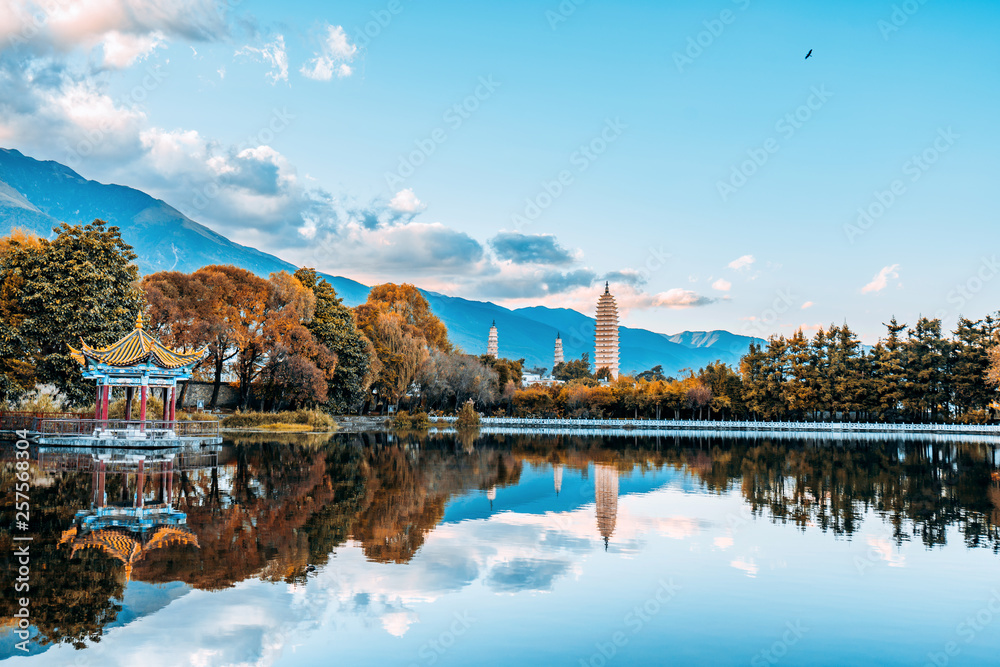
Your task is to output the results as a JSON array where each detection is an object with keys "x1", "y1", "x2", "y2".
[{"x1": 69, "y1": 313, "x2": 207, "y2": 428}]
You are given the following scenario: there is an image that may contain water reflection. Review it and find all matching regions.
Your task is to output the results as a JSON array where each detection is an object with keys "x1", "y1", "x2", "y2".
[
  {"x1": 3, "y1": 432, "x2": 1000, "y2": 663},
  {"x1": 48, "y1": 449, "x2": 209, "y2": 584}
]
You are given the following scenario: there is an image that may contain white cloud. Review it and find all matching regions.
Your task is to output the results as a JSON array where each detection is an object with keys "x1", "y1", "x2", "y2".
[
  {"x1": 101, "y1": 30, "x2": 165, "y2": 68},
  {"x1": 237, "y1": 35, "x2": 289, "y2": 84},
  {"x1": 728, "y1": 254, "x2": 755, "y2": 271},
  {"x1": 801, "y1": 301, "x2": 814, "y2": 309},
  {"x1": 861, "y1": 264, "x2": 900, "y2": 294},
  {"x1": 300, "y1": 24, "x2": 357, "y2": 81},
  {"x1": 0, "y1": 0, "x2": 228, "y2": 58},
  {"x1": 491, "y1": 283, "x2": 716, "y2": 317},
  {"x1": 389, "y1": 188, "x2": 425, "y2": 213},
  {"x1": 711, "y1": 278, "x2": 731, "y2": 292}
]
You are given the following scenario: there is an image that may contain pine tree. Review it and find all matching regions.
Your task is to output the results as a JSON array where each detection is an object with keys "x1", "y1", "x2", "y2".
[{"x1": 295, "y1": 268, "x2": 378, "y2": 414}]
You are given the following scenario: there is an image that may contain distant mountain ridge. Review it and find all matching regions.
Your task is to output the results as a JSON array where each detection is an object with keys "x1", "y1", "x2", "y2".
[{"x1": 0, "y1": 147, "x2": 762, "y2": 375}]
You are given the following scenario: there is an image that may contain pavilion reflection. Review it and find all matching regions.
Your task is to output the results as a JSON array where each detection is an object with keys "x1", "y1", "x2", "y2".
[{"x1": 42, "y1": 447, "x2": 218, "y2": 581}]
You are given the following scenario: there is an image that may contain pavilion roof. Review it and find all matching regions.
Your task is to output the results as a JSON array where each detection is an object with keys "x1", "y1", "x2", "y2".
[
  {"x1": 62, "y1": 525, "x2": 200, "y2": 582},
  {"x1": 69, "y1": 313, "x2": 207, "y2": 370}
]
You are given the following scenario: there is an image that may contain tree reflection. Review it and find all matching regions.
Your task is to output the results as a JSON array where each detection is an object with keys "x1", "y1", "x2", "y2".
[{"x1": 2, "y1": 432, "x2": 998, "y2": 651}]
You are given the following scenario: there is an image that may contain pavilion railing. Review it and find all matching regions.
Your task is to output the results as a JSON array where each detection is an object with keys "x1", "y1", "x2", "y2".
[
  {"x1": 0, "y1": 411, "x2": 86, "y2": 432},
  {"x1": 38, "y1": 419, "x2": 220, "y2": 440}
]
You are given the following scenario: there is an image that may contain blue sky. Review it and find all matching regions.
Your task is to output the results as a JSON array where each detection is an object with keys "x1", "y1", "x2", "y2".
[{"x1": 1, "y1": 0, "x2": 997, "y2": 342}]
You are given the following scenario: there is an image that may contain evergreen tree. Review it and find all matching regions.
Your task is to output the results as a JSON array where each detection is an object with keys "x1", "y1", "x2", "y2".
[
  {"x1": 903, "y1": 317, "x2": 951, "y2": 421},
  {"x1": 951, "y1": 316, "x2": 996, "y2": 418},
  {"x1": 0, "y1": 221, "x2": 143, "y2": 405},
  {"x1": 295, "y1": 268, "x2": 378, "y2": 413},
  {"x1": 553, "y1": 354, "x2": 592, "y2": 381}
]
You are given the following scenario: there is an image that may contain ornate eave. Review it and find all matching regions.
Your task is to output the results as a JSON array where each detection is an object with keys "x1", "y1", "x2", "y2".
[{"x1": 69, "y1": 313, "x2": 207, "y2": 382}]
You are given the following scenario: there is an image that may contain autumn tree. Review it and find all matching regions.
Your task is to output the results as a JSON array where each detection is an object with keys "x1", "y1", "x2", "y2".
[
  {"x1": 141, "y1": 270, "x2": 222, "y2": 406},
  {"x1": 0, "y1": 221, "x2": 143, "y2": 404},
  {"x1": 363, "y1": 283, "x2": 451, "y2": 352},
  {"x1": 355, "y1": 283, "x2": 450, "y2": 409},
  {"x1": 257, "y1": 271, "x2": 334, "y2": 410},
  {"x1": 0, "y1": 229, "x2": 43, "y2": 402}
]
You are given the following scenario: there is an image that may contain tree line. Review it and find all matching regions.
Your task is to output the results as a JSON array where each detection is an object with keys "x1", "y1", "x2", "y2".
[
  {"x1": 0, "y1": 222, "x2": 520, "y2": 413},
  {"x1": 1, "y1": 221, "x2": 999, "y2": 421}
]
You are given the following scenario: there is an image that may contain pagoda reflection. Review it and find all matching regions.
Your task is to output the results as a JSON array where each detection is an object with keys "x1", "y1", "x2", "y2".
[{"x1": 594, "y1": 463, "x2": 619, "y2": 550}]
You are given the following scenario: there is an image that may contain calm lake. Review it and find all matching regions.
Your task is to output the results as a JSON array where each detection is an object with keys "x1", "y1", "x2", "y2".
[{"x1": 4, "y1": 431, "x2": 1000, "y2": 666}]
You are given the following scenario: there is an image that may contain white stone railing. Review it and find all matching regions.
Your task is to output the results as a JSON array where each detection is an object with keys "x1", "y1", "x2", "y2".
[{"x1": 427, "y1": 416, "x2": 1000, "y2": 435}]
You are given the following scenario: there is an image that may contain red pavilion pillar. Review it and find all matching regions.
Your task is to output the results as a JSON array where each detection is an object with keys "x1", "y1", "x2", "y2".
[
  {"x1": 100, "y1": 385, "x2": 110, "y2": 426},
  {"x1": 94, "y1": 383, "x2": 102, "y2": 421},
  {"x1": 169, "y1": 386, "x2": 177, "y2": 425}
]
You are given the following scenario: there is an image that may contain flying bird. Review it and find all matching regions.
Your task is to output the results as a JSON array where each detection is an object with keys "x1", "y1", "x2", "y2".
[{"x1": 805, "y1": 49, "x2": 813, "y2": 60}]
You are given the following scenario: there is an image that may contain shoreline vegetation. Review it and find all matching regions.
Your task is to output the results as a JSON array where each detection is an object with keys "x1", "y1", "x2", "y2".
[
  {"x1": 220, "y1": 409, "x2": 337, "y2": 432},
  {"x1": 2, "y1": 223, "x2": 1000, "y2": 427}
]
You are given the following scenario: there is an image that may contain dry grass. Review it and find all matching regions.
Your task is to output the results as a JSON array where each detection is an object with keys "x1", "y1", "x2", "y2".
[
  {"x1": 221, "y1": 409, "x2": 336, "y2": 432},
  {"x1": 393, "y1": 410, "x2": 431, "y2": 430}
]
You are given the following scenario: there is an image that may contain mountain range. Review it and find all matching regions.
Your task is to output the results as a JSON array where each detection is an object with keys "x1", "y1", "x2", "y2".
[{"x1": 0, "y1": 147, "x2": 761, "y2": 375}]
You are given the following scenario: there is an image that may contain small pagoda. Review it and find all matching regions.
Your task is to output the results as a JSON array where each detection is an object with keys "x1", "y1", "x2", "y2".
[
  {"x1": 37, "y1": 313, "x2": 220, "y2": 445},
  {"x1": 487, "y1": 320, "x2": 499, "y2": 358}
]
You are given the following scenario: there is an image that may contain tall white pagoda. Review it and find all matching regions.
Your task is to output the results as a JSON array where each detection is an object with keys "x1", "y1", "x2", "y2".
[
  {"x1": 554, "y1": 332, "x2": 564, "y2": 367},
  {"x1": 594, "y1": 283, "x2": 619, "y2": 379},
  {"x1": 487, "y1": 320, "x2": 499, "y2": 358}
]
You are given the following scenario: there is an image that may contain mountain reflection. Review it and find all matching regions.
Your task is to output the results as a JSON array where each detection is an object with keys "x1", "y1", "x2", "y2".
[{"x1": 2, "y1": 431, "x2": 999, "y2": 652}]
